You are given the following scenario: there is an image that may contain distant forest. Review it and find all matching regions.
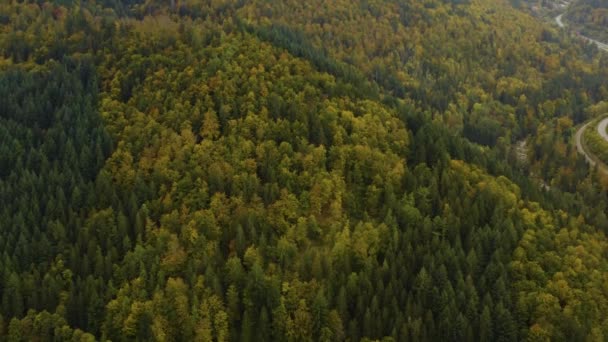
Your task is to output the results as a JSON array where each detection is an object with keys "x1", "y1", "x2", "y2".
[{"x1": 566, "y1": 0, "x2": 608, "y2": 41}]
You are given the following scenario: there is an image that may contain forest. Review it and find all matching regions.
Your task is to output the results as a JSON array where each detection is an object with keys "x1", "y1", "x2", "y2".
[
  {"x1": 1, "y1": 0, "x2": 608, "y2": 341},
  {"x1": 582, "y1": 114, "x2": 608, "y2": 166},
  {"x1": 564, "y1": 0, "x2": 608, "y2": 41}
]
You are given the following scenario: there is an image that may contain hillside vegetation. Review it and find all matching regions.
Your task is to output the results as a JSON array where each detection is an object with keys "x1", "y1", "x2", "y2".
[
  {"x1": 566, "y1": 0, "x2": 608, "y2": 42},
  {"x1": 583, "y1": 115, "x2": 608, "y2": 166},
  {"x1": 0, "y1": 0, "x2": 608, "y2": 341}
]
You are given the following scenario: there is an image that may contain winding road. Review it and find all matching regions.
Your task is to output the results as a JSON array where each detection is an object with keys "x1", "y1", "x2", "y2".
[
  {"x1": 575, "y1": 118, "x2": 608, "y2": 175},
  {"x1": 598, "y1": 117, "x2": 608, "y2": 140},
  {"x1": 555, "y1": 13, "x2": 608, "y2": 52}
]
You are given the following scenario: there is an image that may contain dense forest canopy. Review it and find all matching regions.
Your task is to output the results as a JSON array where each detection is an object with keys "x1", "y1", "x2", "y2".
[
  {"x1": 565, "y1": 0, "x2": 608, "y2": 41},
  {"x1": 1, "y1": 0, "x2": 608, "y2": 341}
]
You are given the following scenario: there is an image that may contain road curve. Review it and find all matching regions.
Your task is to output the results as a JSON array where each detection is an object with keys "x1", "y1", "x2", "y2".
[
  {"x1": 556, "y1": 14, "x2": 565, "y2": 28},
  {"x1": 597, "y1": 117, "x2": 608, "y2": 141},
  {"x1": 575, "y1": 121, "x2": 595, "y2": 166},
  {"x1": 575, "y1": 120, "x2": 608, "y2": 175}
]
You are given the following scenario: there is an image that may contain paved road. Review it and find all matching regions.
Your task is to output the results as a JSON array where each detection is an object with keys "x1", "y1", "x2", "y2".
[
  {"x1": 556, "y1": 14, "x2": 565, "y2": 28},
  {"x1": 575, "y1": 120, "x2": 608, "y2": 174},
  {"x1": 575, "y1": 121, "x2": 595, "y2": 166},
  {"x1": 597, "y1": 117, "x2": 608, "y2": 141},
  {"x1": 555, "y1": 13, "x2": 608, "y2": 52}
]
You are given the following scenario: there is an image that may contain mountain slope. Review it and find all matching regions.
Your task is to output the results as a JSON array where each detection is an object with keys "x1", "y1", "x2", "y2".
[
  {"x1": 0, "y1": 1, "x2": 608, "y2": 341},
  {"x1": 566, "y1": 0, "x2": 608, "y2": 42}
]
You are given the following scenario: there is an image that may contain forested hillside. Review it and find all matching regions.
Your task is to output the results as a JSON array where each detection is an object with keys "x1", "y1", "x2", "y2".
[
  {"x1": 566, "y1": 0, "x2": 608, "y2": 41},
  {"x1": 1, "y1": 0, "x2": 608, "y2": 341}
]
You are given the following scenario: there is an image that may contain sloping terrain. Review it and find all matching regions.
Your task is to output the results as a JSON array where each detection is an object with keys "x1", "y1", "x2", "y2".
[
  {"x1": 0, "y1": 1, "x2": 608, "y2": 341},
  {"x1": 566, "y1": 0, "x2": 608, "y2": 42}
]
